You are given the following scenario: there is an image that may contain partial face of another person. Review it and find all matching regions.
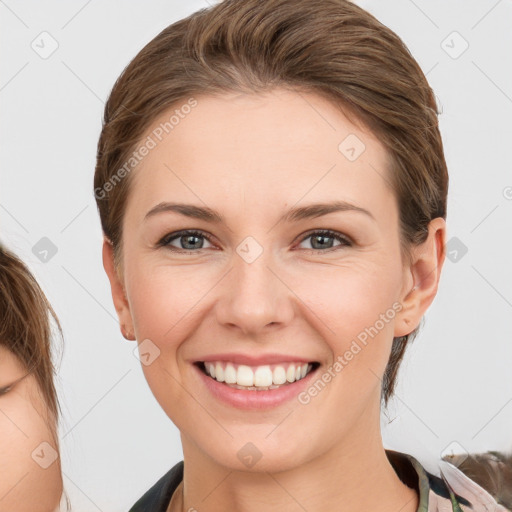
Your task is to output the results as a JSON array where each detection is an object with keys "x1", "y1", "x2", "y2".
[
  {"x1": 104, "y1": 88, "x2": 444, "y2": 472},
  {"x1": 0, "y1": 345, "x2": 62, "y2": 512}
]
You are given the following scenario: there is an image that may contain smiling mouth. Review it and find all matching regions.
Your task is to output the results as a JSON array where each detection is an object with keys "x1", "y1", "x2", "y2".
[{"x1": 195, "y1": 361, "x2": 320, "y2": 391}]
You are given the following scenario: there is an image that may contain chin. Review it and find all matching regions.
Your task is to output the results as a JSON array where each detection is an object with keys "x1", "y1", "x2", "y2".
[{"x1": 188, "y1": 427, "x2": 317, "y2": 475}]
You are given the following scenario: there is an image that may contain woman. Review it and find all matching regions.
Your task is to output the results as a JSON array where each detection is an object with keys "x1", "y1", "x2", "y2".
[
  {"x1": 0, "y1": 242, "x2": 67, "y2": 511},
  {"x1": 94, "y1": 0, "x2": 503, "y2": 510}
]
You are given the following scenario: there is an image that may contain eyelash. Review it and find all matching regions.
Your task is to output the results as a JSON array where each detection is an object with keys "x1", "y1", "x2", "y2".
[
  {"x1": 157, "y1": 229, "x2": 353, "y2": 254},
  {"x1": 0, "y1": 385, "x2": 12, "y2": 396}
]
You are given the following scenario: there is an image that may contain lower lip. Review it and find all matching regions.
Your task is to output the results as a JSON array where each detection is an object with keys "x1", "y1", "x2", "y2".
[{"x1": 194, "y1": 363, "x2": 319, "y2": 410}]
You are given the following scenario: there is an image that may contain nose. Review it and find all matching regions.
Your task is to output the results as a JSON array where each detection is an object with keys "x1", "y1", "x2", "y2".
[{"x1": 214, "y1": 243, "x2": 295, "y2": 336}]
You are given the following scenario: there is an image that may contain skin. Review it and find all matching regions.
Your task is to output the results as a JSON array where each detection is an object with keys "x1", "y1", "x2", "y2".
[
  {"x1": 0, "y1": 345, "x2": 62, "y2": 512},
  {"x1": 103, "y1": 88, "x2": 446, "y2": 512}
]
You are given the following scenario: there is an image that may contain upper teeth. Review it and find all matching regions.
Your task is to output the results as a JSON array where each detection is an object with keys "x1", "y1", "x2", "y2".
[{"x1": 203, "y1": 362, "x2": 312, "y2": 388}]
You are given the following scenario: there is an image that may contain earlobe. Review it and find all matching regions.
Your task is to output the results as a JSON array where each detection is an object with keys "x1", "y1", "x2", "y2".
[
  {"x1": 394, "y1": 217, "x2": 446, "y2": 338},
  {"x1": 102, "y1": 237, "x2": 136, "y2": 340}
]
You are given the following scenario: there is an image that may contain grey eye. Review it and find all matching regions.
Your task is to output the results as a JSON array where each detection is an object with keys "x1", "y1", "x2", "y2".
[
  {"x1": 160, "y1": 230, "x2": 214, "y2": 252},
  {"x1": 297, "y1": 230, "x2": 352, "y2": 251}
]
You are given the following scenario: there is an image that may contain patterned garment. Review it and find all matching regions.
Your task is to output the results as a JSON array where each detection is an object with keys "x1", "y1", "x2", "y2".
[{"x1": 128, "y1": 449, "x2": 508, "y2": 511}]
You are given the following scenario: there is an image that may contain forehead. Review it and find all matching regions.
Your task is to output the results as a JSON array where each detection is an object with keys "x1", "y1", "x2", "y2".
[{"x1": 125, "y1": 88, "x2": 395, "y2": 224}]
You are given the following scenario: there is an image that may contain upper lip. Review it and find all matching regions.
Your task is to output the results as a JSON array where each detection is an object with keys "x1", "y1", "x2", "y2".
[{"x1": 194, "y1": 353, "x2": 317, "y2": 366}]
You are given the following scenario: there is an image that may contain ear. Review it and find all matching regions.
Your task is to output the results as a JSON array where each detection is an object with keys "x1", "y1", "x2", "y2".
[
  {"x1": 102, "y1": 237, "x2": 136, "y2": 341},
  {"x1": 394, "y1": 217, "x2": 446, "y2": 338}
]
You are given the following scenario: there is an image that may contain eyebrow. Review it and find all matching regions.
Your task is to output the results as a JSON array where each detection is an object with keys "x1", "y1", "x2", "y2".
[{"x1": 144, "y1": 200, "x2": 375, "y2": 224}]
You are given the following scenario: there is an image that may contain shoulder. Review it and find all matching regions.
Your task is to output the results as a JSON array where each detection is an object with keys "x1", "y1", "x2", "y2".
[
  {"x1": 387, "y1": 449, "x2": 511, "y2": 512},
  {"x1": 387, "y1": 449, "x2": 473, "y2": 511},
  {"x1": 128, "y1": 460, "x2": 184, "y2": 512},
  {"x1": 438, "y1": 458, "x2": 511, "y2": 512}
]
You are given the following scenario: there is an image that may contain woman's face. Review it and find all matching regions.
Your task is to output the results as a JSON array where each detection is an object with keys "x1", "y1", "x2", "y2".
[
  {"x1": 105, "y1": 88, "x2": 445, "y2": 472},
  {"x1": 0, "y1": 346, "x2": 62, "y2": 512}
]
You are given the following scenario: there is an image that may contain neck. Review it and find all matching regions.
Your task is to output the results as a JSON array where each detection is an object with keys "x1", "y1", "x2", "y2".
[{"x1": 176, "y1": 407, "x2": 419, "y2": 512}]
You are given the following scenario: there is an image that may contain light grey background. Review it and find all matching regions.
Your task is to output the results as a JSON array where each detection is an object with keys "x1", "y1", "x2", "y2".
[{"x1": 1, "y1": 1, "x2": 511, "y2": 510}]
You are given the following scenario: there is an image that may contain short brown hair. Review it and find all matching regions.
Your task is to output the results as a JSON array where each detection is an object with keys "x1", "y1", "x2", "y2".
[{"x1": 94, "y1": 0, "x2": 448, "y2": 406}]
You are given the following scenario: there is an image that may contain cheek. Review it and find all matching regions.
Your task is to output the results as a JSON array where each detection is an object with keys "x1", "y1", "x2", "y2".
[
  {"x1": 127, "y1": 261, "x2": 217, "y2": 340},
  {"x1": 295, "y1": 259, "x2": 402, "y2": 339},
  {"x1": 127, "y1": 264, "x2": 213, "y2": 402},
  {"x1": 0, "y1": 381, "x2": 62, "y2": 511},
  {"x1": 288, "y1": 260, "x2": 403, "y2": 402}
]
